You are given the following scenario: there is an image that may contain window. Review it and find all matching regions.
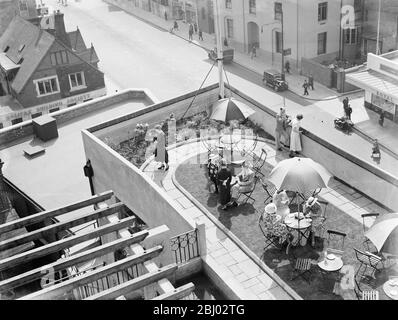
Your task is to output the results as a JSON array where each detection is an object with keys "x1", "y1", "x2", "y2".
[
  {"x1": 18, "y1": 44, "x2": 25, "y2": 53},
  {"x1": 11, "y1": 118, "x2": 23, "y2": 125},
  {"x1": 0, "y1": 123, "x2": 3, "y2": 129},
  {"x1": 275, "y1": 31, "x2": 282, "y2": 53},
  {"x1": 35, "y1": 76, "x2": 60, "y2": 97},
  {"x1": 354, "y1": 0, "x2": 362, "y2": 12},
  {"x1": 68, "y1": 71, "x2": 86, "y2": 90},
  {"x1": 225, "y1": 0, "x2": 232, "y2": 9},
  {"x1": 318, "y1": 2, "x2": 328, "y2": 21},
  {"x1": 344, "y1": 27, "x2": 359, "y2": 44},
  {"x1": 49, "y1": 108, "x2": 60, "y2": 113},
  {"x1": 249, "y1": 0, "x2": 256, "y2": 14},
  {"x1": 31, "y1": 112, "x2": 42, "y2": 119},
  {"x1": 4, "y1": 46, "x2": 9, "y2": 53},
  {"x1": 226, "y1": 18, "x2": 233, "y2": 38},
  {"x1": 50, "y1": 51, "x2": 68, "y2": 66},
  {"x1": 317, "y1": 32, "x2": 327, "y2": 55},
  {"x1": 18, "y1": 58, "x2": 24, "y2": 64}
]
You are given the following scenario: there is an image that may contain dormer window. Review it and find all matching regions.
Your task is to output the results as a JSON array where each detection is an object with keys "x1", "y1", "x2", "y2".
[
  {"x1": 18, "y1": 44, "x2": 25, "y2": 53},
  {"x1": 18, "y1": 58, "x2": 24, "y2": 64},
  {"x1": 4, "y1": 46, "x2": 10, "y2": 53}
]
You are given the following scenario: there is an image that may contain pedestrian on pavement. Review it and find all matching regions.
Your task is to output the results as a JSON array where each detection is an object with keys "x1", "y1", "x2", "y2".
[
  {"x1": 308, "y1": 74, "x2": 314, "y2": 90},
  {"x1": 379, "y1": 111, "x2": 385, "y2": 126},
  {"x1": 302, "y1": 80, "x2": 309, "y2": 96},
  {"x1": 194, "y1": 22, "x2": 198, "y2": 34},
  {"x1": 174, "y1": 20, "x2": 179, "y2": 31},
  {"x1": 198, "y1": 29, "x2": 203, "y2": 41},
  {"x1": 346, "y1": 104, "x2": 352, "y2": 120},
  {"x1": 275, "y1": 107, "x2": 290, "y2": 151},
  {"x1": 188, "y1": 23, "x2": 194, "y2": 41},
  {"x1": 371, "y1": 139, "x2": 381, "y2": 159},
  {"x1": 164, "y1": 11, "x2": 168, "y2": 21},
  {"x1": 250, "y1": 45, "x2": 257, "y2": 59},
  {"x1": 289, "y1": 114, "x2": 304, "y2": 157},
  {"x1": 224, "y1": 38, "x2": 229, "y2": 47},
  {"x1": 285, "y1": 61, "x2": 290, "y2": 73}
]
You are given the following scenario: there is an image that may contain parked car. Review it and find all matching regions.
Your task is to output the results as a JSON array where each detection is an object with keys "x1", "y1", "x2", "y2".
[
  {"x1": 263, "y1": 69, "x2": 288, "y2": 91},
  {"x1": 208, "y1": 47, "x2": 234, "y2": 64}
]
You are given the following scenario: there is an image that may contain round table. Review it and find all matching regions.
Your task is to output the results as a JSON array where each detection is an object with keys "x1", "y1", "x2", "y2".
[
  {"x1": 383, "y1": 278, "x2": 398, "y2": 300},
  {"x1": 284, "y1": 212, "x2": 312, "y2": 246},
  {"x1": 318, "y1": 256, "x2": 344, "y2": 272}
]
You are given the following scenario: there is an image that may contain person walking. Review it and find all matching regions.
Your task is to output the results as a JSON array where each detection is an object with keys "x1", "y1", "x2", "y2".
[
  {"x1": 153, "y1": 125, "x2": 169, "y2": 171},
  {"x1": 346, "y1": 104, "x2": 352, "y2": 120},
  {"x1": 285, "y1": 61, "x2": 290, "y2": 73},
  {"x1": 302, "y1": 80, "x2": 309, "y2": 96},
  {"x1": 379, "y1": 111, "x2": 385, "y2": 126},
  {"x1": 173, "y1": 20, "x2": 179, "y2": 31},
  {"x1": 194, "y1": 22, "x2": 198, "y2": 34},
  {"x1": 250, "y1": 45, "x2": 257, "y2": 59},
  {"x1": 308, "y1": 74, "x2": 314, "y2": 90},
  {"x1": 289, "y1": 114, "x2": 304, "y2": 157},
  {"x1": 343, "y1": 97, "x2": 349, "y2": 115},
  {"x1": 275, "y1": 107, "x2": 290, "y2": 151},
  {"x1": 188, "y1": 23, "x2": 194, "y2": 41},
  {"x1": 164, "y1": 11, "x2": 168, "y2": 21},
  {"x1": 198, "y1": 29, "x2": 203, "y2": 41}
]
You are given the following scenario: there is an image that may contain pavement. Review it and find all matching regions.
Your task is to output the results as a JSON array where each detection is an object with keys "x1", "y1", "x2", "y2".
[{"x1": 103, "y1": 0, "x2": 398, "y2": 159}]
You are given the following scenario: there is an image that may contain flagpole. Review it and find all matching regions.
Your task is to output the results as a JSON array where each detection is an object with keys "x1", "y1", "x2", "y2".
[
  {"x1": 213, "y1": 0, "x2": 224, "y2": 99},
  {"x1": 376, "y1": 0, "x2": 381, "y2": 55}
]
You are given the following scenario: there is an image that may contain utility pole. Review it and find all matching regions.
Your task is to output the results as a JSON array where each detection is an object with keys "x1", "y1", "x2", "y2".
[
  {"x1": 376, "y1": 0, "x2": 381, "y2": 55},
  {"x1": 281, "y1": 5, "x2": 285, "y2": 80},
  {"x1": 213, "y1": 0, "x2": 224, "y2": 98}
]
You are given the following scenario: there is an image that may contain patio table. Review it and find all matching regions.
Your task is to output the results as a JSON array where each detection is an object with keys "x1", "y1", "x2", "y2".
[
  {"x1": 383, "y1": 278, "x2": 398, "y2": 300},
  {"x1": 318, "y1": 255, "x2": 344, "y2": 272},
  {"x1": 284, "y1": 212, "x2": 312, "y2": 247}
]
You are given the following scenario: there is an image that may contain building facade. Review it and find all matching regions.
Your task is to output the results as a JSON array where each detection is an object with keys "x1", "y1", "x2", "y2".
[
  {"x1": 346, "y1": 50, "x2": 398, "y2": 123},
  {"x1": 0, "y1": 12, "x2": 105, "y2": 127}
]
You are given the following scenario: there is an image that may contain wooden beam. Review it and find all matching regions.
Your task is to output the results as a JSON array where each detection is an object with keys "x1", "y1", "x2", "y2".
[
  {"x1": 152, "y1": 283, "x2": 195, "y2": 300},
  {"x1": 0, "y1": 230, "x2": 149, "y2": 292},
  {"x1": 85, "y1": 264, "x2": 178, "y2": 300},
  {"x1": 19, "y1": 246, "x2": 163, "y2": 300},
  {"x1": 0, "y1": 202, "x2": 125, "y2": 251},
  {"x1": 0, "y1": 216, "x2": 136, "y2": 272},
  {"x1": 0, "y1": 191, "x2": 114, "y2": 234}
]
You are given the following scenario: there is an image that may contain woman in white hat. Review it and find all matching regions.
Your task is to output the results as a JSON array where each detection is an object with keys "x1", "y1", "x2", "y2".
[
  {"x1": 272, "y1": 189, "x2": 290, "y2": 219},
  {"x1": 262, "y1": 203, "x2": 289, "y2": 244}
]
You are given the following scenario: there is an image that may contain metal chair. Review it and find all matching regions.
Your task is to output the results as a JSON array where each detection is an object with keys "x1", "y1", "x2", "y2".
[
  {"x1": 251, "y1": 148, "x2": 267, "y2": 177},
  {"x1": 361, "y1": 290, "x2": 379, "y2": 300},
  {"x1": 291, "y1": 258, "x2": 313, "y2": 284},
  {"x1": 258, "y1": 212, "x2": 283, "y2": 251},
  {"x1": 236, "y1": 176, "x2": 258, "y2": 205},
  {"x1": 354, "y1": 248, "x2": 383, "y2": 290},
  {"x1": 326, "y1": 229, "x2": 346, "y2": 253},
  {"x1": 260, "y1": 178, "x2": 277, "y2": 204},
  {"x1": 361, "y1": 213, "x2": 379, "y2": 253}
]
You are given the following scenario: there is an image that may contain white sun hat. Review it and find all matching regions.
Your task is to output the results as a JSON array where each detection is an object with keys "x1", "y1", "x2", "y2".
[{"x1": 264, "y1": 203, "x2": 277, "y2": 214}]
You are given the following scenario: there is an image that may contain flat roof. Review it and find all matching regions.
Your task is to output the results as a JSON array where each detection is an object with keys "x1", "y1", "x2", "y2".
[{"x1": 1, "y1": 99, "x2": 148, "y2": 221}]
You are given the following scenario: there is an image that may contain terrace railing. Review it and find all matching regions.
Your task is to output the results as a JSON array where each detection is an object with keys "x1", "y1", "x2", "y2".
[{"x1": 170, "y1": 229, "x2": 200, "y2": 264}]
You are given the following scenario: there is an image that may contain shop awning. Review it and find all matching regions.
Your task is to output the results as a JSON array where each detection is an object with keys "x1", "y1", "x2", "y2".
[{"x1": 346, "y1": 69, "x2": 398, "y2": 104}]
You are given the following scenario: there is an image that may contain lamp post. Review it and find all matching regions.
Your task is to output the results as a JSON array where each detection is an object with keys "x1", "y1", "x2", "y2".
[{"x1": 213, "y1": 0, "x2": 224, "y2": 98}]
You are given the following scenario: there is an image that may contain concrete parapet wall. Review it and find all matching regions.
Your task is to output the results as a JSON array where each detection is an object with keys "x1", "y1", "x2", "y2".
[
  {"x1": 0, "y1": 89, "x2": 153, "y2": 149},
  {"x1": 81, "y1": 130, "x2": 195, "y2": 237}
]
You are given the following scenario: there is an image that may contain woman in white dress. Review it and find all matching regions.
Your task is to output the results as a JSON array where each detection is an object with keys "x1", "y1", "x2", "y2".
[
  {"x1": 289, "y1": 114, "x2": 304, "y2": 157},
  {"x1": 154, "y1": 124, "x2": 169, "y2": 171}
]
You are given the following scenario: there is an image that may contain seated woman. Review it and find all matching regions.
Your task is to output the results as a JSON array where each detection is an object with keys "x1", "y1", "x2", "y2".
[
  {"x1": 207, "y1": 154, "x2": 220, "y2": 193},
  {"x1": 216, "y1": 159, "x2": 232, "y2": 209},
  {"x1": 262, "y1": 203, "x2": 289, "y2": 244},
  {"x1": 225, "y1": 160, "x2": 254, "y2": 208},
  {"x1": 272, "y1": 189, "x2": 290, "y2": 219}
]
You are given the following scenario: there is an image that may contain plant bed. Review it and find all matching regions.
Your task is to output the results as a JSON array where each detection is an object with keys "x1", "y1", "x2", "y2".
[{"x1": 104, "y1": 111, "x2": 274, "y2": 167}]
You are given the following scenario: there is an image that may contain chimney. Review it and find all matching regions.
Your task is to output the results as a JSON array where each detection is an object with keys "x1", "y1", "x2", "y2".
[{"x1": 53, "y1": 11, "x2": 71, "y2": 48}]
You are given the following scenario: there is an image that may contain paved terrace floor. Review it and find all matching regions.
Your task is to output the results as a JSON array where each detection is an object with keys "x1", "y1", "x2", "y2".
[
  {"x1": 142, "y1": 139, "x2": 391, "y2": 300},
  {"x1": 0, "y1": 100, "x2": 148, "y2": 221},
  {"x1": 107, "y1": 1, "x2": 398, "y2": 178}
]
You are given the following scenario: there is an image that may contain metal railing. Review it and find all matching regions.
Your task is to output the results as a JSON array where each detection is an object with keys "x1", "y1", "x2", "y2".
[{"x1": 170, "y1": 229, "x2": 199, "y2": 264}]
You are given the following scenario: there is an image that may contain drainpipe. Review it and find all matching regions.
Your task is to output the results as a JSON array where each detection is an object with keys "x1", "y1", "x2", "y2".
[
  {"x1": 296, "y1": 0, "x2": 299, "y2": 70},
  {"x1": 242, "y1": 0, "x2": 246, "y2": 52},
  {"x1": 339, "y1": 0, "x2": 343, "y2": 60}
]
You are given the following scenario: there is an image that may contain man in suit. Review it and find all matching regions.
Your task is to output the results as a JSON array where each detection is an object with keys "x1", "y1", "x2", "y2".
[{"x1": 217, "y1": 159, "x2": 232, "y2": 210}]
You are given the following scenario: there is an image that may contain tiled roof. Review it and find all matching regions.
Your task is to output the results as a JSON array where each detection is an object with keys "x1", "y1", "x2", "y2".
[
  {"x1": 76, "y1": 46, "x2": 99, "y2": 65},
  {"x1": 68, "y1": 29, "x2": 87, "y2": 52},
  {"x1": 0, "y1": 15, "x2": 54, "y2": 94}
]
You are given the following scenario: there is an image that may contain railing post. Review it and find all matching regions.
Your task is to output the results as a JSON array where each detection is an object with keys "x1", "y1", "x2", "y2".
[{"x1": 195, "y1": 222, "x2": 207, "y2": 257}]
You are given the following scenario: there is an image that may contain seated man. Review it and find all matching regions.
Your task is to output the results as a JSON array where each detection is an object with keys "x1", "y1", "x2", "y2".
[
  {"x1": 272, "y1": 189, "x2": 290, "y2": 219},
  {"x1": 217, "y1": 159, "x2": 232, "y2": 209},
  {"x1": 225, "y1": 160, "x2": 254, "y2": 209}
]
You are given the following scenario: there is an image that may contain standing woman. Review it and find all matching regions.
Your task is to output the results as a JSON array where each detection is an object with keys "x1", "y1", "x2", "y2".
[
  {"x1": 154, "y1": 124, "x2": 169, "y2": 171},
  {"x1": 289, "y1": 114, "x2": 304, "y2": 158}
]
